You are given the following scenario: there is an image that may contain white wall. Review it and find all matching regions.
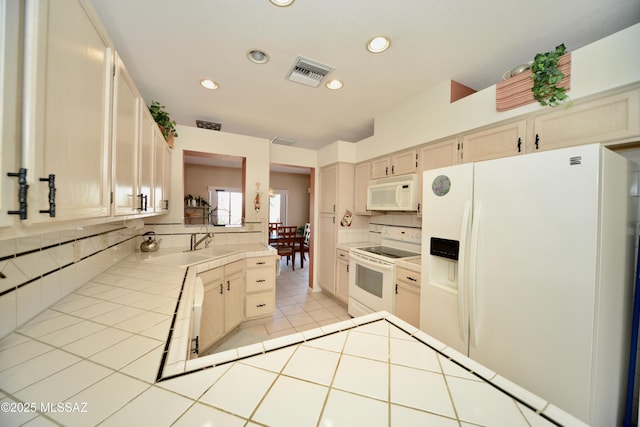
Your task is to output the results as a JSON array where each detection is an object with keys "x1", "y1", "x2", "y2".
[
  {"x1": 169, "y1": 126, "x2": 271, "y2": 226},
  {"x1": 355, "y1": 23, "x2": 640, "y2": 163}
]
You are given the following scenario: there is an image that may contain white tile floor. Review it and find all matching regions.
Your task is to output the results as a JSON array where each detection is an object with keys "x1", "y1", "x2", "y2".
[
  {"x1": 206, "y1": 258, "x2": 351, "y2": 354},
  {"x1": 0, "y1": 253, "x2": 583, "y2": 427}
]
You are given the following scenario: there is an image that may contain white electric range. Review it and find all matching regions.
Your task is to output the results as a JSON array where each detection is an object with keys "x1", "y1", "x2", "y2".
[{"x1": 348, "y1": 227, "x2": 421, "y2": 317}]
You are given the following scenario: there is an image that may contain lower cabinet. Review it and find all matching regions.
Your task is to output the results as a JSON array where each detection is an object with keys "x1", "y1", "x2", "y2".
[
  {"x1": 198, "y1": 260, "x2": 244, "y2": 353},
  {"x1": 245, "y1": 256, "x2": 276, "y2": 319},
  {"x1": 335, "y1": 249, "x2": 350, "y2": 304},
  {"x1": 395, "y1": 267, "x2": 421, "y2": 327}
]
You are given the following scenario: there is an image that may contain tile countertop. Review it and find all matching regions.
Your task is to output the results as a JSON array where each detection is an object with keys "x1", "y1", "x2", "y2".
[{"x1": 0, "y1": 246, "x2": 586, "y2": 427}]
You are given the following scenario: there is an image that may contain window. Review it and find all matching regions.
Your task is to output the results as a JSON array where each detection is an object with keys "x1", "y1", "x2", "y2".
[
  {"x1": 269, "y1": 189, "x2": 288, "y2": 225},
  {"x1": 209, "y1": 187, "x2": 243, "y2": 226}
]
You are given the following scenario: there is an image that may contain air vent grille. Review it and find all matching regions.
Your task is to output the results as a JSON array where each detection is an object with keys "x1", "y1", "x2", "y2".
[
  {"x1": 287, "y1": 56, "x2": 333, "y2": 87},
  {"x1": 271, "y1": 136, "x2": 296, "y2": 146},
  {"x1": 196, "y1": 120, "x2": 221, "y2": 131}
]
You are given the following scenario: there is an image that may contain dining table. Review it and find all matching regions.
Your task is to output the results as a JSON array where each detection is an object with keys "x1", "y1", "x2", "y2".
[{"x1": 269, "y1": 231, "x2": 306, "y2": 268}]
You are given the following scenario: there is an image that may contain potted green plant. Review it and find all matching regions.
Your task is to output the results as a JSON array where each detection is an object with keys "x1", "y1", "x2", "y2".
[
  {"x1": 148, "y1": 101, "x2": 178, "y2": 146},
  {"x1": 531, "y1": 43, "x2": 569, "y2": 107}
]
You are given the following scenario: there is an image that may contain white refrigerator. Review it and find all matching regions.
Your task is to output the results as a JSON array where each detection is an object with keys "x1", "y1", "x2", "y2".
[{"x1": 420, "y1": 144, "x2": 634, "y2": 426}]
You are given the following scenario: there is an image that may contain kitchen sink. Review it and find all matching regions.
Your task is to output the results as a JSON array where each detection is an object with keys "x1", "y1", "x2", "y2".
[
  {"x1": 194, "y1": 247, "x2": 239, "y2": 258},
  {"x1": 144, "y1": 252, "x2": 212, "y2": 267},
  {"x1": 143, "y1": 247, "x2": 240, "y2": 267}
]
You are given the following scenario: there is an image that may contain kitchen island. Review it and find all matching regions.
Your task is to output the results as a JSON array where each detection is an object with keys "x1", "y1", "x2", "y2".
[{"x1": 0, "y1": 246, "x2": 586, "y2": 426}]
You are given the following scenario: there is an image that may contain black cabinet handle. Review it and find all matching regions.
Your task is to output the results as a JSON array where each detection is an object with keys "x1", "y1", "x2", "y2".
[
  {"x1": 219, "y1": 283, "x2": 223, "y2": 294},
  {"x1": 391, "y1": 165, "x2": 395, "y2": 174},
  {"x1": 227, "y1": 280, "x2": 231, "y2": 291},
  {"x1": 535, "y1": 134, "x2": 540, "y2": 150},
  {"x1": 256, "y1": 303, "x2": 266, "y2": 308},
  {"x1": 7, "y1": 168, "x2": 28, "y2": 219},
  {"x1": 39, "y1": 174, "x2": 56, "y2": 217},
  {"x1": 256, "y1": 279, "x2": 266, "y2": 283},
  {"x1": 137, "y1": 194, "x2": 148, "y2": 211},
  {"x1": 517, "y1": 137, "x2": 522, "y2": 153}
]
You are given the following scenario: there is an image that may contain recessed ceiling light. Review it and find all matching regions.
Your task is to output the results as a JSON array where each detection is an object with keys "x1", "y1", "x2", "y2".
[
  {"x1": 247, "y1": 49, "x2": 270, "y2": 64},
  {"x1": 200, "y1": 79, "x2": 219, "y2": 90},
  {"x1": 367, "y1": 36, "x2": 391, "y2": 53},
  {"x1": 326, "y1": 79, "x2": 343, "y2": 90},
  {"x1": 269, "y1": 0, "x2": 294, "y2": 6}
]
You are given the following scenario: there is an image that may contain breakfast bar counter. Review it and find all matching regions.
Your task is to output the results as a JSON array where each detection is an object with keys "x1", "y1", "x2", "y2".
[{"x1": 0, "y1": 247, "x2": 586, "y2": 426}]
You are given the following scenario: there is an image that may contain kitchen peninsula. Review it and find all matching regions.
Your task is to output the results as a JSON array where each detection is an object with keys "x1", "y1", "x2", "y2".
[{"x1": 0, "y1": 247, "x2": 586, "y2": 426}]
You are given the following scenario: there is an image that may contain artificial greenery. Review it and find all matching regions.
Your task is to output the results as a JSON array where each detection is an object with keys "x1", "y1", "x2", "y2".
[
  {"x1": 148, "y1": 101, "x2": 178, "y2": 139},
  {"x1": 531, "y1": 43, "x2": 568, "y2": 107}
]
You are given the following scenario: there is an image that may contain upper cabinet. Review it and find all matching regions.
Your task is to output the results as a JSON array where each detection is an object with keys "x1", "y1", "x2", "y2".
[
  {"x1": 370, "y1": 149, "x2": 418, "y2": 179},
  {"x1": 417, "y1": 137, "x2": 459, "y2": 215},
  {"x1": 112, "y1": 55, "x2": 141, "y2": 216},
  {"x1": 154, "y1": 123, "x2": 172, "y2": 212},
  {"x1": 22, "y1": 0, "x2": 112, "y2": 223},
  {"x1": 530, "y1": 88, "x2": 640, "y2": 152},
  {"x1": 460, "y1": 120, "x2": 527, "y2": 163},
  {"x1": 354, "y1": 162, "x2": 371, "y2": 215},
  {"x1": 1, "y1": 0, "x2": 172, "y2": 229},
  {"x1": 0, "y1": 0, "x2": 21, "y2": 228}
]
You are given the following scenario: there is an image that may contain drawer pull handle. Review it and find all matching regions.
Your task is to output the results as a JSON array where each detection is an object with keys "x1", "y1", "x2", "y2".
[
  {"x1": 406, "y1": 276, "x2": 417, "y2": 282},
  {"x1": 256, "y1": 279, "x2": 266, "y2": 283},
  {"x1": 256, "y1": 303, "x2": 266, "y2": 308},
  {"x1": 256, "y1": 261, "x2": 266, "y2": 265}
]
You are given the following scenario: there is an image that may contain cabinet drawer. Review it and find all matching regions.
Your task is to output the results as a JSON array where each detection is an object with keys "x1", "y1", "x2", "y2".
[
  {"x1": 396, "y1": 267, "x2": 421, "y2": 287},
  {"x1": 246, "y1": 268, "x2": 275, "y2": 293},
  {"x1": 246, "y1": 292, "x2": 274, "y2": 318},
  {"x1": 246, "y1": 256, "x2": 275, "y2": 268}
]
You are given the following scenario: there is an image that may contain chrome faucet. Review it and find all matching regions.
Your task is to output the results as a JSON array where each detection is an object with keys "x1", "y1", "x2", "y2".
[{"x1": 190, "y1": 232, "x2": 213, "y2": 251}]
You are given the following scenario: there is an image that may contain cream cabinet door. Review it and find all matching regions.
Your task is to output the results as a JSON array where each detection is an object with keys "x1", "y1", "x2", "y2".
[
  {"x1": 335, "y1": 249, "x2": 350, "y2": 304},
  {"x1": 153, "y1": 126, "x2": 171, "y2": 212},
  {"x1": 395, "y1": 267, "x2": 421, "y2": 327},
  {"x1": 0, "y1": 0, "x2": 21, "y2": 227},
  {"x1": 395, "y1": 280, "x2": 420, "y2": 327},
  {"x1": 418, "y1": 138, "x2": 459, "y2": 215},
  {"x1": 370, "y1": 157, "x2": 391, "y2": 179},
  {"x1": 461, "y1": 119, "x2": 527, "y2": 163},
  {"x1": 391, "y1": 149, "x2": 418, "y2": 176},
  {"x1": 112, "y1": 55, "x2": 141, "y2": 216},
  {"x1": 162, "y1": 140, "x2": 172, "y2": 211},
  {"x1": 354, "y1": 162, "x2": 370, "y2": 215},
  {"x1": 224, "y1": 261, "x2": 244, "y2": 332},
  {"x1": 23, "y1": 0, "x2": 112, "y2": 223},
  {"x1": 138, "y1": 105, "x2": 154, "y2": 214},
  {"x1": 531, "y1": 88, "x2": 640, "y2": 152},
  {"x1": 317, "y1": 213, "x2": 337, "y2": 295},
  {"x1": 319, "y1": 164, "x2": 337, "y2": 213},
  {"x1": 199, "y1": 267, "x2": 225, "y2": 352}
]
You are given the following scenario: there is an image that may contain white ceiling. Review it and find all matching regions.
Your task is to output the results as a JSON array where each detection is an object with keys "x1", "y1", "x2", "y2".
[{"x1": 90, "y1": 0, "x2": 639, "y2": 151}]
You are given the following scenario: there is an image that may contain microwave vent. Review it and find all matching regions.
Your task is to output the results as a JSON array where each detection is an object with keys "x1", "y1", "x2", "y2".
[{"x1": 287, "y1": 56, "x2": 333, "y2": 88}]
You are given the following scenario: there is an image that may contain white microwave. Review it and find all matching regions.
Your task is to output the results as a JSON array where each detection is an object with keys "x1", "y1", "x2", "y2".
[{"x1": 367, "y1": 173, "x2": 419, "y2": 211}]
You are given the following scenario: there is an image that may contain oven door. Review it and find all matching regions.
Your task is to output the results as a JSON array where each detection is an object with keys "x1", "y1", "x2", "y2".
[{"x1": 348, "y1": 251, "x2": 395, "y2": 316}]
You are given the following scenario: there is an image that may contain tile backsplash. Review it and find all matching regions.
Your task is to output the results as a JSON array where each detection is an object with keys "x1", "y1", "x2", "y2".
[
  {"x1": 0, "y1": 220, "x2": 266, "y2": 340},
  {"x1": 0, "y1": 224, "x2": 140, "y2": 338}
]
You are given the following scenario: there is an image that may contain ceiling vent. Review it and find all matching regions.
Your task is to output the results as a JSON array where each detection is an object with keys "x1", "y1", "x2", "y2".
[
  {"x1": 287, "y1": 56, "x2": 333, "y2": 88},
  {"x1": 270, "y1": 136, "x2": 297, "y2": 146},
  {"x1": 196, "y1": 120, "x2": 222, "y2": 131}
]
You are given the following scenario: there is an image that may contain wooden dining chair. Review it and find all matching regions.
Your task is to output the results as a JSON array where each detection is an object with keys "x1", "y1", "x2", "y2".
[
  {"x1": 300, "y1": 223, "x2": 310, "y2": 264},
  {"x1": 276, "y1": 225, "x2": 298, "y2": 270}
]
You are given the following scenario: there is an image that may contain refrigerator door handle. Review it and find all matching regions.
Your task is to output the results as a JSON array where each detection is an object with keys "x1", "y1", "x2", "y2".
[
  {"x1": 457, "y1": 201, "x2": 472, "y2": 343},
  {"x1": 469, "y1": 202, "x2": 481, "y2": 347}
]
